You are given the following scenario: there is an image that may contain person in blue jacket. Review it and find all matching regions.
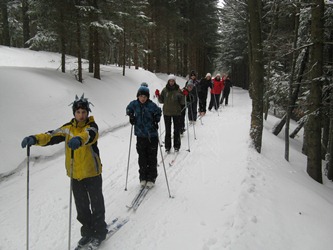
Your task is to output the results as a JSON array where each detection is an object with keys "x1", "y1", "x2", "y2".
[{"x1": 126, "y1": 85, "x2": 162, "y2": 188}]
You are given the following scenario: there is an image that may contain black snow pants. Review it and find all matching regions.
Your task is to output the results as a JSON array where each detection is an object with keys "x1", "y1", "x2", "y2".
[
  {"x1": 208, "y1": 93, "x2": 221, "y2": 110},
  {"x1": 220, "y1": 88, "x2": 231, "y2": 105},
  {"x1": 164, "y1": 115, "x2": 181, "y2": 150},
  {"x1": 72, "y1": 175, "x2": 108, "y2": 241},
  {"x1": 136, "y1": 136, "x2": 158, "y2": 183}
]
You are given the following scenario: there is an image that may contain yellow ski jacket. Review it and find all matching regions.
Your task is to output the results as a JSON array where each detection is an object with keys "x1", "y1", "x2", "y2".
[{"x1": 34, "y1": 116, "x2": 102, "y2": 181}]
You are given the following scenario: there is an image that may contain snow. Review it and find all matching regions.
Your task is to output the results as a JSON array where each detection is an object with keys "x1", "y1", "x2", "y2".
[{"x1": 0, "y1": 45, "x2": 333, "y2": 250}]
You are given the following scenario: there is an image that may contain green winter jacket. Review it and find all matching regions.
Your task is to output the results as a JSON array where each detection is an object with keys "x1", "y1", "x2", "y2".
[{"x1": 158, "y1": 82, "x2": 185, "y2": 116}]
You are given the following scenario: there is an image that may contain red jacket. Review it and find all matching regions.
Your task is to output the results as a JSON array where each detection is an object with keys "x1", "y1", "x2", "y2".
[{"x1": 211, "y1": 78, "x2": 224, "y2": 94}]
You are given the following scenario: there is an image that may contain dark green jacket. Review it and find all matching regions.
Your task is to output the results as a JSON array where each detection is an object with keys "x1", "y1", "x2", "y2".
[{"x1": 158, "y1": 82, "x2": 185, "y2": 116}]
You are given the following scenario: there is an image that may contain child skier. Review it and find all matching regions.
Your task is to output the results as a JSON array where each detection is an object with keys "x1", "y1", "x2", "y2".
[
  {"x1": 126, "y1": 86, "x2": 162, "y2": 188},
  {"x1": 183, "y1": 80, "x2": 198, "y2": 124},
  {"x1": 21, "y1": 94, "x2": 108, "y2": 249}
]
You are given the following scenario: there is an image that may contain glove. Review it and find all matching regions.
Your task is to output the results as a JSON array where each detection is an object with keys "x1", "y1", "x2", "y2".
[
  {"x1": 182, "y1": 89, "x2": 189, "y2": 96},
  {"x1": 21, "y1": 136, "x2": 36, "y2": 148},
  {"x1": 153, "y1": 121, "x2": 159, "y2": 130},
  {"x1": 68, "y1": 136, "x2": 82, "y2": 150},
  {"x1": 129, "y1": 115, "x2": 136, "y2": 125},
  {"x1": 155, "y1": 89, "x2": 160, "y2": 97}
]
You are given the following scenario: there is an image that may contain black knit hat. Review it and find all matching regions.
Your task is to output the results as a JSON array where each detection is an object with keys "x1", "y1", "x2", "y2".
[{"x1": 137, "y1": 86, "x2": 150, "y2": 98}]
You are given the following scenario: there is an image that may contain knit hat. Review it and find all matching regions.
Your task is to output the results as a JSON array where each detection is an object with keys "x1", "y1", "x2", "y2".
[
  {"x1": 137, "y1": 86, "x2": 150, "y2": 98},
  {"x1": 205, "y1": 73, "x2": 211, "y2": 78},
  {"x1": 168, "y1": 74, "x2": 176, "y2": 82},
  {"x1": 187, "y1": 79, "x2": 194, "y2": 87},
  {"x1": 71, "y1": 94, "x2": 93, "y2": 115},
  {"x1": 141, "y1": 82, "x2": 148, "y2": 87}
]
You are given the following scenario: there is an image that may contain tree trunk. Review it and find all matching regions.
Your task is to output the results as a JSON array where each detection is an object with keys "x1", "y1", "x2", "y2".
[
  {"x1": 290, "y1": 120, "x2": 305, "y2": 139},
  {"x1": 88, "y1": 27, "x2": 94, "y2": 73},
  {"x1": 92, "y1": 0, "x2": 100, "y2": 79},
  {"x1": 155, "y1": 26, "x2": 161, "y2": 72},
  {"x1": 285, "y1": 5, "x2": 300, "y2": 161},
  {"x1": 59, "y1": 8, "x2": 66, "y2": 73},
  {"x1": 1, "y1": 0, "x2": 10, "y2": 46},
  {"x1": 166, "y1": 31, "x2": 170, "y2": 74},
  {"x1": 272, "y1": 47, "x2": 309, "y2": 136},
  {"x1": 122, "y1": 28, "x2": 126, "y2": 76},
  {"x1": 247, "y1": 0, "x2": 264, "y2": 153},
  {"x1": 134, "y1": 43, "x2": 139, "y2": 70},
  {"x1": 93, "y1": 28, "x2": 100, "y2": 79},
  {"x1": 147, "y1": 29, "x2": 153, "y2": 72},
  {"x1": 305, "y1": 0, "x2": 324, "y2": 183},
  {"x1": 322, "y1": 111, "x2": 329, "y2": 160},
  {"x1": 75, "y1": 1, "x2": 83, "y2": 83},
  {"x1": 327, "y1": 86, "x2": 333, "y2": 180},
  {"x1": 183, "y1": 42, "x2": 188, "y2": 77},
  {"x1": 326, "y1": 30, "x2": 333, "y2": 181},
  {"x1": 22, "y1": 0, "x2": 30, "y2": 47}
]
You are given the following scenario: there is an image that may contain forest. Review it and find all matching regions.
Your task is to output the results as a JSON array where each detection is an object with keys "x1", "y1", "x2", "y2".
[{"x1": 0, "y1": 0, "x2": 332, "y2": 183}]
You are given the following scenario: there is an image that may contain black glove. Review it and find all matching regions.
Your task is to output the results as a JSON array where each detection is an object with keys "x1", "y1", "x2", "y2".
[
  {"x1": 129, "y1": 115, "x2": 136, "y2": 125},
  {"x1": 68, "y1": 136, "x2": 82, "y2": 150},
  {"x1": 21, "y1": 136, "x2": 37, "y2": 148}
]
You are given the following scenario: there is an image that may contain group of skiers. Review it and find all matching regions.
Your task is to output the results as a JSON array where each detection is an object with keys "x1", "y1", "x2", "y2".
[
  {"x1": 20, "y1": 70, "x2": 232, "y2": 249},
  {"x1": 180, "y1": 70, "x2": 233, "y2": 127}
]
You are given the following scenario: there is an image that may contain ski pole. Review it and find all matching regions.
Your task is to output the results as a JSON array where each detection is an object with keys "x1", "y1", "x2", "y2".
[
  {"x1": 154, "y1": 95, "x2": 163, "y2": 137},
  {"x1": 68, "y1": 149, "x2": 74, "y2": 250},
  {"x1": 158, "y1": 138, "x2": 173, "y2": 198},
  {"x1": 26, "y1": 146, "x2": 30, "y2": 250},
  {"x1": 188, "y1": 99, "x2": 197, "y2": 140},
  {"x1": 125, "y1": 125, "x2": 134, "y2": 191},
  {"x1": 232, "y1": 87, "x2": 233, "y2": 107},
  {"x1": 185, "y1": 98, "x2": 191, "y2": 152}
]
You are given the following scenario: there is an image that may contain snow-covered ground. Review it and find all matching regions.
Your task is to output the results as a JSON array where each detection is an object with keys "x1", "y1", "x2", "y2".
[{"x1": 0, "y1": 45, "x2": 332, "y2": 250}]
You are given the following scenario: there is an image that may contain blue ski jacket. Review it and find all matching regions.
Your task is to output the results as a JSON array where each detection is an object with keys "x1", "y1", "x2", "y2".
[{"x1": 126, "y1": 99, "x2": 162, "y2": 139}]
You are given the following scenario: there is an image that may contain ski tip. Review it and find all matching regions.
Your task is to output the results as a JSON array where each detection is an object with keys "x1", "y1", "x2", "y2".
[{"x1": 120, "y1": 217, "x2": 130, "y2": 223}]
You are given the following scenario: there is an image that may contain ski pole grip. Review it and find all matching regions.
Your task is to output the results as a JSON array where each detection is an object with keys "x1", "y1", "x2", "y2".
[
  {"x1": 71, "y1": 149, "x2": 74, "y2": 159},
  {"x1": 27, "y1": 145, "x2": 30, "y2": 157}
]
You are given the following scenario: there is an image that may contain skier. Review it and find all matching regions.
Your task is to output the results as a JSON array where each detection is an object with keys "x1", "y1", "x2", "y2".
[
  {"x1": 183, "y1": 80, "x2": 198, "y2": 124},
  {"x1": 220, "y1": 75, "x2": 233, "y2": 106},
  {"x1": 126, "y1": 86, "x2": 162, "y2": 188},
  {"x1": 21, "y1": 94, "x2": 108, "y2": 249},
  {"x1": 187, "y1": 70, "x2": 200, "y2": 87},
  {"x1": 208, "y1": 73, "x2": 224, "y2": 111},
  {"x1": 155, "y1": 74, "x2": 185, "y2": 152},
  {"x1": 180, "y1": 71, "x2": 199, "y2": 133},
  {"x1": 197, "y1": 73, "x2": 213, "y2": 116}
]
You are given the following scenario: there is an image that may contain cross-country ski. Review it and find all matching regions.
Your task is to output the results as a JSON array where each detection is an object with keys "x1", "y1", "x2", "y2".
[
  {"x1": 127, "y1": 185, "x2": 152, "y2": 211},
  {"x1": 169, "y1": 151, "x2": 180, "y2": 166},
  {"x1": 74, "y1": 217, "x2": 129, "y2": 250}
]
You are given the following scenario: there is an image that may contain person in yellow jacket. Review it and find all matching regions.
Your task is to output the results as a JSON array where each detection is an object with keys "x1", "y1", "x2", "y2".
[{"x1": 21, "y1": 94, "x2": 107, "y2": 249}]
